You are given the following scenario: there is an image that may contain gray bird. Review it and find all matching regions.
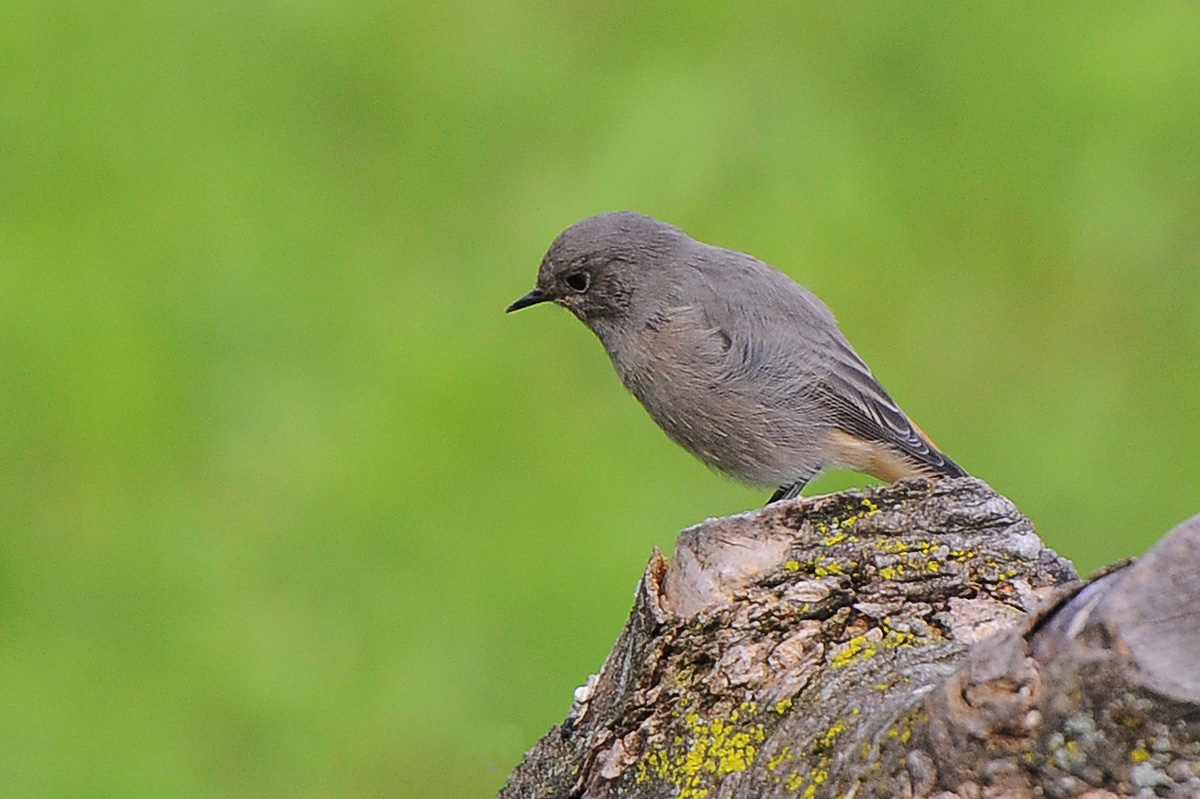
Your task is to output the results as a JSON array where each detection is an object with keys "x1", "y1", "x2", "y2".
[{"x1": 507, "y1": 211, "x2": 966, "y2": 502}]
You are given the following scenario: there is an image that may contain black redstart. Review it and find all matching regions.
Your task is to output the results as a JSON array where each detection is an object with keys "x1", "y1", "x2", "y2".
[{"x1": 507, "y1": 211, "x2": 966, "y2": 502}]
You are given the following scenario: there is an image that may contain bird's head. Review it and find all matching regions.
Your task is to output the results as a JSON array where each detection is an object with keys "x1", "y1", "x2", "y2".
[{"x1": 507, "y1": 211, "x2": 687, "y2": 331}]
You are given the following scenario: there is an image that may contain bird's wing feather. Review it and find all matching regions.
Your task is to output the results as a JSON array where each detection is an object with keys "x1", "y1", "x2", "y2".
[{"x1": 816, "y1": 336, "x2": 965, "y2": 477}]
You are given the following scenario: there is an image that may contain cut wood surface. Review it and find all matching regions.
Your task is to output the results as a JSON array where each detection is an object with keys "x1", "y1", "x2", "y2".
[{"x1": 499, "y1": 478, "x2": 1200, "y2": 799}]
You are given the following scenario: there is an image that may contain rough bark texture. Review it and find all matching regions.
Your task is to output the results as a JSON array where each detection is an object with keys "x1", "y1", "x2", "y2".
[{"x1": 499, "y1": 477, "x2": 1200, "y2": 799}]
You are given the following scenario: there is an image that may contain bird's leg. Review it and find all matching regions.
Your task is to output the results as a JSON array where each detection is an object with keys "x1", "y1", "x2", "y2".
[{"x1": 767, "y1": 473, "x2": 814, "y2": 505}]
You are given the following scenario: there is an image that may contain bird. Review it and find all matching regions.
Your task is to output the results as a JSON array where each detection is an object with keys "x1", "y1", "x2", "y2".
[{"x1": 507, "y1": 211, "x2": 966, "y2": 503}]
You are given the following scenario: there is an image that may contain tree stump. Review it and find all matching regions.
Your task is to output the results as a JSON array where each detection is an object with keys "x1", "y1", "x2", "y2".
[{"x1": 499, "y1": 478, "x2": 1200, "y2": 799}]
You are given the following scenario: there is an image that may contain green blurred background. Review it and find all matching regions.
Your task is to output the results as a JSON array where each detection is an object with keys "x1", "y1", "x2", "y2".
[{"x1": 3, "y1": 2, "x2": 1199, "y2": 796}]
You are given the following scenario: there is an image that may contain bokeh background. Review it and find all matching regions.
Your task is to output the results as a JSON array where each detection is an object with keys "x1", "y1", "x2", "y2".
[{"x1": 4, "y1": 3, "x2": 1199, "y2": 797}]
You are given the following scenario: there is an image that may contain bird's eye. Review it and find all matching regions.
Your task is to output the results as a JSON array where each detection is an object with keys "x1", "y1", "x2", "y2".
[{"x1": 565, "y1": 272, "x2": 590, "y2": 292}]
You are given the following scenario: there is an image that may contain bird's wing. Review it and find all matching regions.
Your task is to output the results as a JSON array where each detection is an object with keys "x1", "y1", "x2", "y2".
[
  {"x1": 816, "y1": 336, "x2": 965, "y2": 478},
  {"x1": 684, "y1": 243, "x2": 964, "y2": 478}
]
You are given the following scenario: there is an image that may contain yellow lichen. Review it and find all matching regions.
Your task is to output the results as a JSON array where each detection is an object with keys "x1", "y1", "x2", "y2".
[
  {"x1": 815, "y1": 719, "x2": 847, "y2": 751},
  {"x1": 874, "y1": 537, "x2": 956, "y2": 580},
  {"x1": 830, "y1": 625, "x2": 920, "y2": 669},
  {"x1": 766, "y1": 746, "x2": 792, "y2": 771},
  {"x1": 782, "y1": 720, "x2": 847, "y2": 797},
  {"x1": 822, "y1": 531, "x2": 848, "y2": 546},
  {"x1": 638, "y1": 701, "x2": 768, "y2": 798},
  {"x1": 1131, "y1": 747, "x2": 1150, "y2": 763},
  {"x1": 830, "y1": 634, "x2": 875, "y2": 668},
  {"x1": 813, "y1": 560, "x2": 844, "y2": 577},
  {"x1": 816, "y1": 498, "x2": 881, "y2": 548},
  {"x1": 885, "y1": 707, "x2": 928, "y2": 746}
]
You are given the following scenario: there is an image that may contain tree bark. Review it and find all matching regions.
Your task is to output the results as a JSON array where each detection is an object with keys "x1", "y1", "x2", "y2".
[{"x1": 499, "y1": 477, "x2": 1200, "y2": 799}]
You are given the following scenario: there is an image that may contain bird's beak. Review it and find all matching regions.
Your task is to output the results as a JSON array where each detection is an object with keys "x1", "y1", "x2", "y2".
[{"x1": 506, "y1": 288, "x2": 550, "y2": 313}]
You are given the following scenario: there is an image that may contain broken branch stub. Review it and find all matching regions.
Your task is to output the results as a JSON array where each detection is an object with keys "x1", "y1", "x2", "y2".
[{"x1": 499, "y1": 479, "x2": 1200, "y2": 798}]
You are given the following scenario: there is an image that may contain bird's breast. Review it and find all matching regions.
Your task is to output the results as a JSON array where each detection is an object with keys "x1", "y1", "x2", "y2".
[{"x1": 603, "y1": 316, "x2": 829, "y2": 484}]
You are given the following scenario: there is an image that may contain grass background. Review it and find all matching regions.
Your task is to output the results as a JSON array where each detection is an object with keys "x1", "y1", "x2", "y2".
[{"x1": 3, "y1": 3, "x2": 1199, "y2": 797}]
